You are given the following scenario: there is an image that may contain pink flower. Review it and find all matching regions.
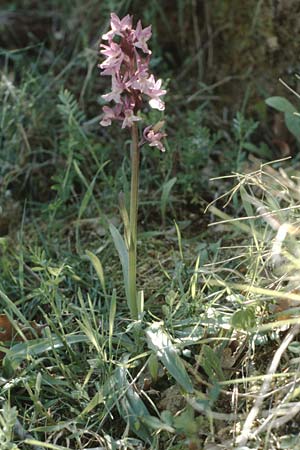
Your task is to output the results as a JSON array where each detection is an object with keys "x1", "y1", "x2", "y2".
[
  {"x1": 102, "y1": 13, "x2": 132, "y2": 41},
  {"x1": 100, "y1": 104, "x2": 122, "y2": 126},
  {"x1": 134, "y1": 20, "x2": 152, "y2": 54},
  {"x1": 100, "y1": 106, "x2": 115, "y2": 126},
  {"x1": 143, "y1": 121, "x2": 167, "y2": 152},
  {"x1": 102, "y1": 74, "x2": 124, "y2": 103},
  {"x1": 122, "y1": 109, "x2": 141, "y2": 129},
  {"x1": 130, "y1": 72, "x2": 149, "y2": 92},
  {"x1": 145, "y1": 75, "x2": 166, "y2": 111},
  {"x1": 100, "y1": 42, "x2": 123, "y2": 75},
  {"x1": 128, "y1": 54, "x2": 150, "y2": 91},
  {"x1": 149, "y1": 97, "x2": 165, "y2": 111}
]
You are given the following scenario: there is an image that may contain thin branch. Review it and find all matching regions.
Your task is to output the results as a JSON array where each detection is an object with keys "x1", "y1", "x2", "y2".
[{"x1": 235, "y1": 324, "x2": 300, "y2": 447}]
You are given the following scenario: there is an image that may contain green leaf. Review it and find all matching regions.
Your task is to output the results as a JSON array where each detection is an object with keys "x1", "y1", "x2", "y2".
[
  {"x1": 78, "y1": 174, "x2": 97, "y2": 219},
  {"x1": 231, "y1": 307, "x2": 256, "y2": 330},
  {"x1": 79, "y1": 390, "x2": 104, "y2": 417},
  {"x1": 288, "y1": 342, "x2": 300, "y2": 354},
  {"x1": 113, "y1": 366, "x2": 153, "y2": 442},
  {"x1": 141, "y1": 414, "x2": 175, "y2": 433},
  {"x1": 148, "y1": 353, "x2": 159, "y2": 382},
  {"x1": 0, "y1": 290, "x2": 34, "y2": 334},
  {"x1": 146, "y1": 322, "x2": 194, "y2": 393},
  {"x1": 265, "y1": 96, "x2": 296, "y2": 114},
  {"x1": 118, "y1": 192, "x2": 130, "y2": 248},
  {"x1": 24, "y1": 440, "x2": 71, "y2": 450},
  {"x1": 109, "y1": 223, "x2": 129, "y2": 302},
  {"x1": 242, "y1": 142, "x2": 272, "y2": 159},
  {"x1": 3, "y1": 334, "x2": 89, "y2": 376},
  {"x1": 137, "y1": 289, "x2": 144, "y2": 317},
  {"x1": 285, "y1": 112, "x2": 300, "y2": 141},
  {"x1": 173, "y1": 406, "x2": 198, "y2": 435},
  {"x1": 201, "y1": 345, "x2": 225, "y2": 382},
  {"x1": 85, "y1": 250, "x2": 106, "y2": 294},
  {"x1": 240, "y1": 186, "x2": 254, "y2": 217}
]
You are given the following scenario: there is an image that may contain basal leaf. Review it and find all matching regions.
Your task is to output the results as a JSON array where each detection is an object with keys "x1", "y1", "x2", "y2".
[
  {"x1": 146, "y1": 322, "x2": 193, "y2": 393},
  {"x1": 285, "y1": 111, "x2": 300, "y2": 141},
  {"x1": 265, "y1": 96, "x2": 295, "y2": 114},
  {"x1": 113, "y1": 366, "x2": 153, "y2": 442}
]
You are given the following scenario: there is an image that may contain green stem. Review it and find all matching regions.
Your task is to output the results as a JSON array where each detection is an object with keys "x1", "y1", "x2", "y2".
[{"x1": 128, "y1": 123, "x2": 139, "y2": 319}]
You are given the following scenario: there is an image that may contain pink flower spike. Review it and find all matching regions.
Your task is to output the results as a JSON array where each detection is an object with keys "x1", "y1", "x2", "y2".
[
  {"x1": 122, "y1": 109, "x2": 141, "y2": 129},
  {"x1": 99, "y1": 13, "x2": 166, "y2": 136},
  {"x1": 102, "y1": 13, "x2": 132, "y2": 40},
  {"x1": 134, "y1": 20, "x2": 152, "y2": 54}
]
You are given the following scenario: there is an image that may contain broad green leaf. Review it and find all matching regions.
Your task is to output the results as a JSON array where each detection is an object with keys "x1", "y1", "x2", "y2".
[
  {"x1": 109, "y1": 223, "x2": 129, "y2": 301},
  {"x1": 285, "y1": 111, "x2": 300, "y2": 141},
  {"x1": 113, "y1": 366, "x2": 153, "y2": 442},
  {"x1": 265, "y1": 96, "x2": 295, "y2": 114},
  {"x1": 86, "y1": 250, "x2": 106, "y2": 294},
  {"x1": 231, "y1": 307, "x2": 256, "y2": 330},
  {"x1": 146, "y1": 322, "x2": 194, "y2": 393}
]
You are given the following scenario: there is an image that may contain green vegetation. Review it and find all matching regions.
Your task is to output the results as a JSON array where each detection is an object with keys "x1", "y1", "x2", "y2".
[{"x1": 1, "y1": 1, "x2": 300, "y2": 449}]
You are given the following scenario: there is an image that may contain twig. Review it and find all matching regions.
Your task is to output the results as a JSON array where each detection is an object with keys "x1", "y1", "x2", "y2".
[
  {"x1": 235, "y1": 324, "x2": 300, "y2": 447},
  {"x1": 254, "y1": 402, "x2": 300, "y2": 435}
]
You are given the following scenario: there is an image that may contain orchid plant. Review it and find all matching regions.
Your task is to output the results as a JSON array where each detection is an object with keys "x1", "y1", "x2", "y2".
[{"x1": 99, "y1": 13, "x2": 167, "y2": 319}]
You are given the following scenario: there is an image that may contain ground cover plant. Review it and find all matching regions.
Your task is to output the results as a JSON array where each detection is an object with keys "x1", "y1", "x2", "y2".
[{"x1": 1, "y1": 1, "x2": 300, "y2": 450}]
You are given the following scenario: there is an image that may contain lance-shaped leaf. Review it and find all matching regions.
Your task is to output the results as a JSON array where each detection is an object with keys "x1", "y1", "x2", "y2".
[
  {"x1": 146, "y1": 322, "x2": 194, "y2": 393},
  {"x1": 265, "y1": 96, "x2": 296, "y2": 114},
  {"x1": 109, "y1": 223, "x2": 129, "y2": 302},
  {"x1": 285, "y1": 112, "x2": 300, "y2": 141},
  {"x1": 112, "y1": 366, "x2": 153, "y2": 442},
  {"x1": 3, "y1": 334, "x2": 89, "y2": 377}
]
